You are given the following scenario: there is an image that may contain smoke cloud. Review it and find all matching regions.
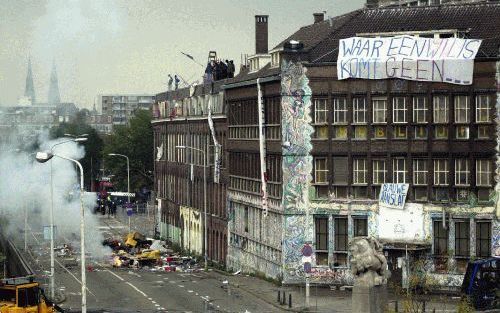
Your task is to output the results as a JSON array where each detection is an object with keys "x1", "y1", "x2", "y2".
[{"x1": 0, "y1": 130, "x2": 110, "y2": 261}]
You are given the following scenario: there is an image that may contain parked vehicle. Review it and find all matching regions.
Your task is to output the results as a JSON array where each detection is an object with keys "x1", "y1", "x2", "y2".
[
  {"x1": 461, "y1": 257, "x2": 499, "y2": 310},
  {"x1": 0, "y1": 276, "x2": 63, "y2": 312}
]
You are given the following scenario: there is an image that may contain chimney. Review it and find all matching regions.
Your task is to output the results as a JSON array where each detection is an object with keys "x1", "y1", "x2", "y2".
[
  {"x1": 255, "y1": 15, "x2": 269, "y2": 54},
  {"x1": 313, "y1": 13, "x2": 324, "y2": 24},
  {"x1": 365, "y1": 0, "x2": 379, "y2": 8}
]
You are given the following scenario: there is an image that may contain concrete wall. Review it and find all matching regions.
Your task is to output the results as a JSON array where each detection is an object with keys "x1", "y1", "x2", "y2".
[{"x1": 227, "y1": 191, "x2": 283, "y2": 279}]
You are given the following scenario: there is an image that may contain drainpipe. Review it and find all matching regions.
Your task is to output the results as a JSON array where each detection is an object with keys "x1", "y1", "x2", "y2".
[{"x1": 257, "y1": 78, "x2": 269, "y2": 217}]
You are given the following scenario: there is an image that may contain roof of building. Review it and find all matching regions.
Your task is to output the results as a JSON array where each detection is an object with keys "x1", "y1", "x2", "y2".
[{"x1": 308, "y1": 2, "x2": 500, "y2": 63}]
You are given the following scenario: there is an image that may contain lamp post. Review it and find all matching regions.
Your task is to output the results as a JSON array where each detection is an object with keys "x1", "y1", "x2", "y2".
[
  {"x1": 48, "y1": 137, "x2": 87, "y2": 300},
  {"x1": 108, "y1": 153, "x2": 130, "y2": 232},
  {"x1": 176, "y1": 145, "x2": 207, "y2": 270},
  {"x1": 35, "y1": 151, "x2": 87, "y2": 313}
]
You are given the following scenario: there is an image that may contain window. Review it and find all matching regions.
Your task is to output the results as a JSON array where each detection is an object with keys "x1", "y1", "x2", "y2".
[
  {"x1": 333, "y1": 98, "x2": 347, "y2": 124},
  {"x1": 477, "y1": 125, "x2": 489, "y2": 139},
  {"x1": 393, "y1": 97, "x2": 407, "y2": 123},
  {"x1": 314, "y1": 157, "x2": 328, "y2": 198},
  {"x1": 333, "y1": 126, "x2": 348, "y2": 139},
  {"x1": 354, "y1": 218, "x2": 368, "y2": 237},
  {"x1": 372, "y1": 98, "x2": 387, "y2": 123},
  {"x1": 413, "y1": 160, "x2": 428, "y2": 185},
  {"x1": 456, "y1": 125, "x2": 469, "y2": 139},
  {"x1": 315, "y1": 217, "x2": 329, "y2": 266},
  {"x1": 433, "y1": 220, "x2": 448, "y2": 256},
  {"x1": 413, "y1": 96, "x2": 427, "y2": 123},
  {"x1": 475, "y1": 95, "x2": 491, "y2": 123},
  {"x1": 314, "y1": 99, "x2": 328, "y2": 124},
  {"x1": 476, "y1": 160, "x2": 491, "y2": 186},
  {"x1": 354, "y1": 126, "x2": 367, "y2": 139},
  {"x1": 435, "y1": 125, "x2": 448, "y2": 139},
  {"x1": 433, "y1": 95, "x2": 449, "y2": 123},
  {"x1": 353, "y1": 159, "x2": 367, "y2": 184},
  {"x1": 477, "y1": 188, "x2": 493, "y2": 202},
  {"x1": 353, "y1": 98, "x2": 367, "y2": 124},
  {"x1": 372, "y1": 160, "x2": 386, "y2": 185},
  {"x1": 394, "y1": 126, "x2": 407, "y2": 139},
  {"x1": 334, "y1": 217, "x2": 348, "y2": 267},
  {"x1": 434, "y1": 160, "x2": 448, "y2": 185},
  {"x1": 333, "y1": 98, "x2": 347, "y2": 139},
  {"x1": 374, "y1": 126, "x2": 386, "y2": 139},
  {"x1": 314, "y1": 158, "x2": 328, "y2": 184},
  {"x1": 455, "y1": 221, "x2": 470, "y2": 257},
  {"x1": 455, "y1": 159, "x2": 470, "y2": 186},
  {"x1": 476, "y1": 221, "x2": 491, "y2": 258},
  {"x1": 415, "y1": 126, "x2": 428, "y2": 139},
  {"x1": 393, "y1": 159, "x2": 407, "y2": 184},
  {"x1": 414, "y1": 187, "x2": 428, "y2": 201},
  {"x1": 454, "y1": 95, "x2": 470, "y2": 123}
]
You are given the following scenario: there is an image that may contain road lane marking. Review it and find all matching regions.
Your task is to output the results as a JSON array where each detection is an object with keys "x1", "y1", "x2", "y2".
[
  {"x1": 54, "y1": 259, "x2": 96, "y2": 298},
  {"x1": 187, "y1": 290, "x2": 193, "y2": 293},
  {"x1": 178, "y1": 285, "x2": 184, "y2": 288},
  {"x1": 126, "y1": 282, "x2": 148, "y2": 297},
  {"x1": 105, "y1": 269, "x2": 125, "y2": 281}
]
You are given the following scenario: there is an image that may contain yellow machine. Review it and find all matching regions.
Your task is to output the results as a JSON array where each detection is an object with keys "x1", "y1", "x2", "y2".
[{"x1": 0, "y1": 276, "x2": 58, "y2": 313}]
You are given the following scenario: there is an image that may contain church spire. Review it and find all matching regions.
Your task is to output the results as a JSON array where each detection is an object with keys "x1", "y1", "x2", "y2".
[
  {"x1": 48, "y1": 60, "x2": 61, "y2": 105},
  {"x1": 24, "y1": 57, "x2": 36, "y2": 105}
]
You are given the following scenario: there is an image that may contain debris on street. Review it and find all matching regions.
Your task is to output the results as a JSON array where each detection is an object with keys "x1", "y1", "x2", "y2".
[{"x1": 101, "y1": 232, "x2": 200, "y2": 272}]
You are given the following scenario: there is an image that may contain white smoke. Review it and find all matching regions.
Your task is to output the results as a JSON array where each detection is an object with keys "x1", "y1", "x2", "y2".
[{"x1": 0, "y1": 130, "x2": 111, "y2": 261}]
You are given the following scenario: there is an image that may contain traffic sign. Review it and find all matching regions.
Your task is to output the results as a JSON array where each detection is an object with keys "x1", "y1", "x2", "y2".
[
  {"x1": 302, "y1": 255, "x2": 312, "y2": 273},
  {"x1": 301, "y1": 244, "x2": 313, "y2": 257},
  {"x1": 126, "y1": 208, "x2": 133, "y2": 217}
]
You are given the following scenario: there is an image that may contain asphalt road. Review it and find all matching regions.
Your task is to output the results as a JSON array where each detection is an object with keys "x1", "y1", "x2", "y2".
[{"x1": 21, "y1": 213, "x2": 279, "y2": 313}]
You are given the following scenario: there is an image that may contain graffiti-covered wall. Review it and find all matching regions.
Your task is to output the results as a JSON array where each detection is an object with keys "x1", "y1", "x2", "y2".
[
  {"x1": 495, "y1": 49, "x2": 500, "y2": 256},
  {"x1": 281, "y1": 61, "x2": 315, "y2": 284}
]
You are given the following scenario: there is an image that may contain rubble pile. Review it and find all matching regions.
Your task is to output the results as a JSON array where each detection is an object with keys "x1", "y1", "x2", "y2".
[{"x1": 102, "y1": 232, "x2": 200, "y2": 272}]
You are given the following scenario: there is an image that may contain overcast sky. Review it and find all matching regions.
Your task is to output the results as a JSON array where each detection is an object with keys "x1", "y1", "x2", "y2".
[{"x1": 0, "y1": 0, "x2": 365, "y2": 109}]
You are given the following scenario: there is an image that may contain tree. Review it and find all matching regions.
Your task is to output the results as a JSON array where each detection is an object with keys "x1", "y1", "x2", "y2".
[
  {"x1": 103, "y1": 110, "x2": 153, "y2": 196},
  {"x1": 50, "y1": 111, "x2": 104, "y2": 189}
]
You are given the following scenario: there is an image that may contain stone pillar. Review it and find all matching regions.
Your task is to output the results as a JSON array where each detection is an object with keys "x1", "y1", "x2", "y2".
[{"x1": 352, "y1": 284, "x2": 388, "y2": 313}]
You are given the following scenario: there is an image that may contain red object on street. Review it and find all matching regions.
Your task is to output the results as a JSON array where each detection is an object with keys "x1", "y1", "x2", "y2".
[{"x1": 87, "y1": 265, "x2": 94, "y2": 272}]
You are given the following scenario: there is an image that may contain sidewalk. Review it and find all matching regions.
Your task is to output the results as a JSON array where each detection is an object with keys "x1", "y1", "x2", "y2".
[
  {"x1": 205, "y1": 270, "x2": 464, "y2": 312},
  {"x1": 106, "y1": 211, "x2": 464, "y2": 313}
]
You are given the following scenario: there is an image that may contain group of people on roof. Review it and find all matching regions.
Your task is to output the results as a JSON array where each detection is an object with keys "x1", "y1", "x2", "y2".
[{"x1": 204, "y1": 59, "x2": 235, "y2": 83}]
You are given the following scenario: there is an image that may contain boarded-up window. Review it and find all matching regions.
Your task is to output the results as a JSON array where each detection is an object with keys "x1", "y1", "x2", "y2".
[{"x1": 333, "y1": 157, "x2": 348, "y2": 184}]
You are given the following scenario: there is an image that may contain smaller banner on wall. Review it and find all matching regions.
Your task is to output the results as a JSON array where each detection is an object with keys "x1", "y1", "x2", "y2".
[
  {"x1": 379, "y1": 183, "x2": 409, "y2": 209},
  {"x1": 337, "y1": 35, "x2": 482, "y2": 85}
]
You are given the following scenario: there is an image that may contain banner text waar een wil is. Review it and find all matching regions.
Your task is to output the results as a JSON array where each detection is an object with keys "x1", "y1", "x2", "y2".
[{"x1": 337, "y1": 35, "x2": 482, "y2": 85}]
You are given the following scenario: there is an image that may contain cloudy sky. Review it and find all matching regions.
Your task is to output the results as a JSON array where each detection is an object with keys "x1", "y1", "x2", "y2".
[{"x1": 0, "y1": 0, "x2": 365, "y2": 110}]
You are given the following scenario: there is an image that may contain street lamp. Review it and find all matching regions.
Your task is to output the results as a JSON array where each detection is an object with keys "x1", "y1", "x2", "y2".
[
  {"x1": 175, "y1": 145, "x2": 207, "y2": 270},
  {"x1": 47, "y1": 138, "x2": 87, "y2": 300},
  {"x1": 35, "y1": 151, "x2": 87, "y2": 313}
]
